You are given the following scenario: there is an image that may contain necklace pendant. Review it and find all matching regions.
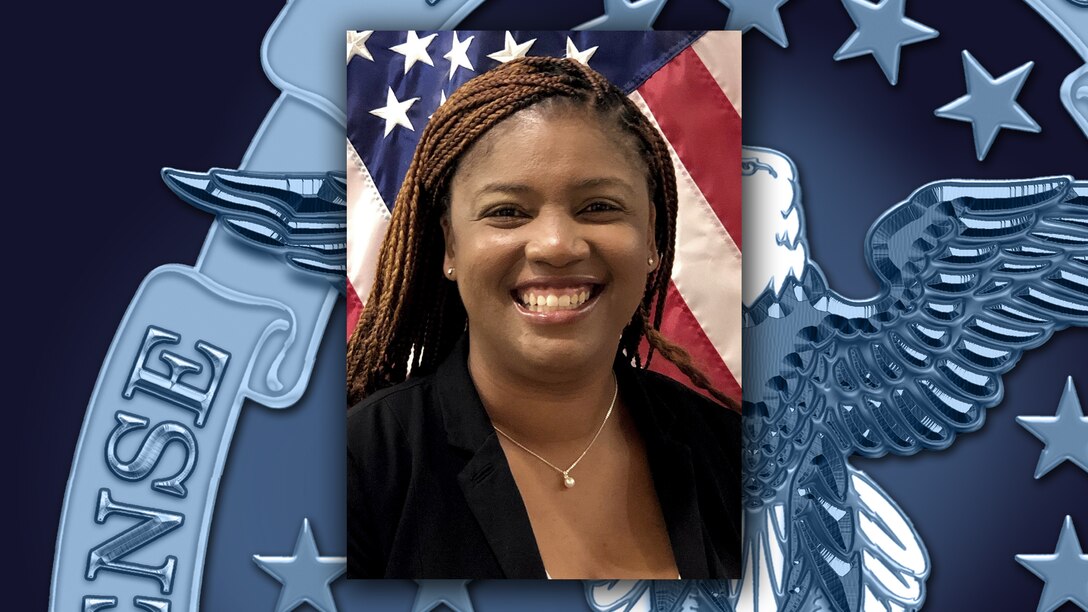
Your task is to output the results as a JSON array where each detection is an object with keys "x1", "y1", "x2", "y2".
[{"x1": 563, "y1": 473, "x2": 575, "y2": 488}]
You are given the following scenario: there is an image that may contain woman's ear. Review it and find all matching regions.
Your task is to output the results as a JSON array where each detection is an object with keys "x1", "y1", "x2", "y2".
[
  {"x1": 441, "y1": 213, "x2": 456, "y2": 276},
  {"x1": 646, "y1": 202, "x2": 658, "y2": 270}
]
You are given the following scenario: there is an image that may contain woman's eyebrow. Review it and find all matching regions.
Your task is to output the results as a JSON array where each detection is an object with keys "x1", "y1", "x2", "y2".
[
  {"x1": 473, "y1": 177, "x2": 636, "y2": 198},
  {"x1": 475, "y1": 182, "x2": 535, "y2": 196},
  {"x1": 570, "y1": 177, "x2": 636, "y2": 192}
]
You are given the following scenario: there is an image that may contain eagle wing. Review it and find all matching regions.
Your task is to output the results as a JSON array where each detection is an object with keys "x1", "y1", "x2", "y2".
[
  {"x1": 161, "y1": 168, "x2": 348, "y2": 289},
  {"x1": 811, "y1": 177, "x2": 1087, "y2": 457}
]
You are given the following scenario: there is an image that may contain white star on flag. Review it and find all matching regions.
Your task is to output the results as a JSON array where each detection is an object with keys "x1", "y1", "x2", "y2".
[
  {"x1": 443, "y1": 32, "x2": 475, "y2": 80},
  {"x1": 370, "y1": 87, "x2": 420, "y2": 137},
  {"x1": 565, "y1": 37, "x2": 598, "y2": 65},
  {"x1": 346, "y1": 30, "x2": 374, "y2": 64},
  {"x1": 487, "y1": 31, "x2": 536, "y2": 63},
  {"x1": 390, "y1": 31, "x2": 437, "y2": 74}
]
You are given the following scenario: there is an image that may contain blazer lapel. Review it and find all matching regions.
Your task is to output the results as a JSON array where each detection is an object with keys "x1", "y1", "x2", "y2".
[
  {"x1": 456, "y1": 437, "x2": 546, "y2": 578},
  {"x1": 437, "y1": 336, "x2": 546, "y2": 578},
  {"x1": 651, "y1": 436, "x2": 709, "y2": 578}
]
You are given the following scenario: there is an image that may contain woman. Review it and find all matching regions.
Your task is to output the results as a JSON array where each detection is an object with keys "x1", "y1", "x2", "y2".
[{"x1": 346, "y1": 56, "x2": 741, "y2": 579}]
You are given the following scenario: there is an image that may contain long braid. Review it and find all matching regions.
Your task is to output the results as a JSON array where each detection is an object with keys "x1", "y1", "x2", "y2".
[{"x1": 347, "y1": 56, "x2": 735, "y2": 410}]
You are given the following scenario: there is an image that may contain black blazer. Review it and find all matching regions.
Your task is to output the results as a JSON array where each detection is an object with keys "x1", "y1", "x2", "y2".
[{"x1": 346, "y1": 337, "x2": 742, "y2": 579}]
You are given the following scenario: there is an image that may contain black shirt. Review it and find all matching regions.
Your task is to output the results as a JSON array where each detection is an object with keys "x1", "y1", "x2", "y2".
[{"x1": 346, "y1": 336, "x2": 742, "y2": 579}]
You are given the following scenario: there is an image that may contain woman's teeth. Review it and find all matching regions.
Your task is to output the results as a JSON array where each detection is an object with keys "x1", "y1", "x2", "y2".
[{"x1": 518, "y1": 289, "x2": 591, "y2": 312}]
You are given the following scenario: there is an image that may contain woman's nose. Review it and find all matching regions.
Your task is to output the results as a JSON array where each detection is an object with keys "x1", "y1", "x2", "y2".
[{"x1": 524, "y1": 209, "x2": 590, "y2": 267}]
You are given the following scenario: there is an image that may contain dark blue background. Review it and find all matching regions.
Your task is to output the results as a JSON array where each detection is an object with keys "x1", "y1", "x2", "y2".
[
  {"x1": 13, "y1": 0, "x2": 284, "y2": 605},
  {"x1": 14, "y1": 0, "x2": 1087, "y2": 610}
]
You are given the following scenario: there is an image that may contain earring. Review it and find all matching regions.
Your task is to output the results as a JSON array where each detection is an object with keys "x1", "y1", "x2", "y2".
[
  {"x1": 648, "y1": 257, "x2": 655, "y2": 267},
  {"x1": 447, "y1": 267, "x2": 455, "y2": 278}
]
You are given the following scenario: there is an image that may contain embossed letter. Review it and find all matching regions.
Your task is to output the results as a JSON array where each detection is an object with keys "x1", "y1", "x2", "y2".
[
  {"x1": 123, "y1": 326, "x2": 230, "y2": 427},
  {"x1": 105, "y1": 412, "x2": 197, "y2": 498},
  {"x1": 86, "y1": 489, "x2": 184, "y2": 594},
  {"x1": 82, "y1": 596, "x2": 171, "y2": 612}
]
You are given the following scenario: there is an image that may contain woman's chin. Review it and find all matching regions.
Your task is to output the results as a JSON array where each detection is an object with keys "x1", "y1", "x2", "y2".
[
  {"x1": 470, "y1": 296, "x2": 625, "y2": 379},
  {"x1": 506, "y1": 334, "x2": 614, "y2": 380}
]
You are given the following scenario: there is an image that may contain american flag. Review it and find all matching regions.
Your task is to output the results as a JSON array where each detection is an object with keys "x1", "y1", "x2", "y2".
[{"x1": 346, "y1": 30, "x2": 742, "y2": 402}]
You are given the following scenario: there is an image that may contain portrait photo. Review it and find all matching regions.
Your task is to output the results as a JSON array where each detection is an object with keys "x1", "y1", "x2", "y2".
[{"x1": 344, "y1": 30, "x2": 742, "y2": 580}]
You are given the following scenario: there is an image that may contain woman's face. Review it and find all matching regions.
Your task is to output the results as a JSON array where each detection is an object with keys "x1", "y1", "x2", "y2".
[{"x1": 442, "y1": 105, "x2": 658, "y2": 378}]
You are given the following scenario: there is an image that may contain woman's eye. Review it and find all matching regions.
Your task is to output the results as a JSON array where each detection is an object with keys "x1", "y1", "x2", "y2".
[
  {"x1": 584, "y1": 201, "x2": 620, "y2": 213},
  {"x1": 486, "y1": 206, "x2": 524, "y2": 218}
]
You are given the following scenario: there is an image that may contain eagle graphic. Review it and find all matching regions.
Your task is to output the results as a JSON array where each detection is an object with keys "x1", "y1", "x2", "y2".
[{"x1": 587, "y1": 147, "x2": 1087, "y2": 612}]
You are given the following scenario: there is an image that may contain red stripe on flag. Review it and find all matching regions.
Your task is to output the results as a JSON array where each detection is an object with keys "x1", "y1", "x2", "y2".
[
  {"x1": 646, "y1": 283, "x2": 741, "y2": 409},
  {"x1": 347, "y1": 281, "x2": 363, "y2": 339},
  {"x1": 637, "y1": 46, "x2": 742, "y2": 249}
]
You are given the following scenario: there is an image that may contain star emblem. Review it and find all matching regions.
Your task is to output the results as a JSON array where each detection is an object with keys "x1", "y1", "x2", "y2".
[
  {"x1": 833, "y1": 0, "x2": 938, "y2": 85},
  {"x1": 391, "y1": 31, "x2": 437, "y2": 75},
  {"x1": 1015, "y1": 516, "x2": 1088, "y2": 612},
  {"x1": 443, "y1": 32, "x2": 475, "y2": 80},
  {"x1": 487, "y1": 31, "x2": 536, "y2": 64},
  {"x1": 565, "y1": 37, "x2": 599, "y2": 65},
  {"x1": 934, "y1": 50, "x2": 1040, "y2": 161},
  {"x1": 411, "y1": 580, "x2": 475, "y2": 612},
  {"x1": 346, "y1": 30, "x2": 374, "y2": 64},
  {"x1": 576, "y1": 0, "x2": 666, "y2": 30},
  {"x1": 370, "y1": 88, "x2": 420, "y2": 137},
  {"x1": 718, "y1": 0, "x2": 791, "y2": 48},
  {"x1": 252, "y1": 519, "x2": 346, "y2": 612},
  {"x1": 1017, "y1": 376, "x2": 1088, "y2": 478}
]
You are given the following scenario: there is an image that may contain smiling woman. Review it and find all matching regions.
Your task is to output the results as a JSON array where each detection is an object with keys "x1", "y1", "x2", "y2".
[
  {"x1": 445, "y1": 101, "x2": 659, "y2": 391},
  {"x1": 346, "y1": 48, "x2": 741, "y2": 580}
]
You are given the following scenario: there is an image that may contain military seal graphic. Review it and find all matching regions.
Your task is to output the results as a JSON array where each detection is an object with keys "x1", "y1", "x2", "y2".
[{"x1": 48, "y1": 0, "x2": 1088, "y2": 609}]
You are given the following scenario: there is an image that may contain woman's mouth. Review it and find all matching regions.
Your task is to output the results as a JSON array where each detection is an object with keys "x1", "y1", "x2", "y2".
[{"x1": 510, "y1": 284, "x2": 603, "y2": 319}]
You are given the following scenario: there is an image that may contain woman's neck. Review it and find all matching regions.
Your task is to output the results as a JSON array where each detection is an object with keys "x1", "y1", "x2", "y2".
[{"x1": 466, "y1": 341, "x2": 619, "y2": 447}]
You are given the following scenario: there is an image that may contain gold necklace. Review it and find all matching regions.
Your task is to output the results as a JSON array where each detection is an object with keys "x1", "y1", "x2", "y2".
[{"x1": 492, "y1": 375, "x2": 618, "y2": 489}]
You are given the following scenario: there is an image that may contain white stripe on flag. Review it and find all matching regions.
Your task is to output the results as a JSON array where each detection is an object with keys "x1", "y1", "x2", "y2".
[
  {"x1": 692, "y1": 32, "x2": 742, "y2": 118},
  {"x1": 346, "y1": 139, "x2": 392, "y2": 306},
  {"x1": 629, "y1": 90, "x2": 743, "y2": 379}
]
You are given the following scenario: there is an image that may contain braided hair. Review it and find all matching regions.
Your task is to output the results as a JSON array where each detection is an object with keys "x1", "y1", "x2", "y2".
[{"x1": 347, "y1": 56, "x2": 736, "y2": 409}]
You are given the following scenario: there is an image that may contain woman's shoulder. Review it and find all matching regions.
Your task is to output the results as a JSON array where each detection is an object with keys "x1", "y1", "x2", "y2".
[
  {"x1": 630, "y1": 367, "x2": 741, "y2": 437},
  {"x1": 346, "y1": 373, "x2": 441, "y2": 453}
]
